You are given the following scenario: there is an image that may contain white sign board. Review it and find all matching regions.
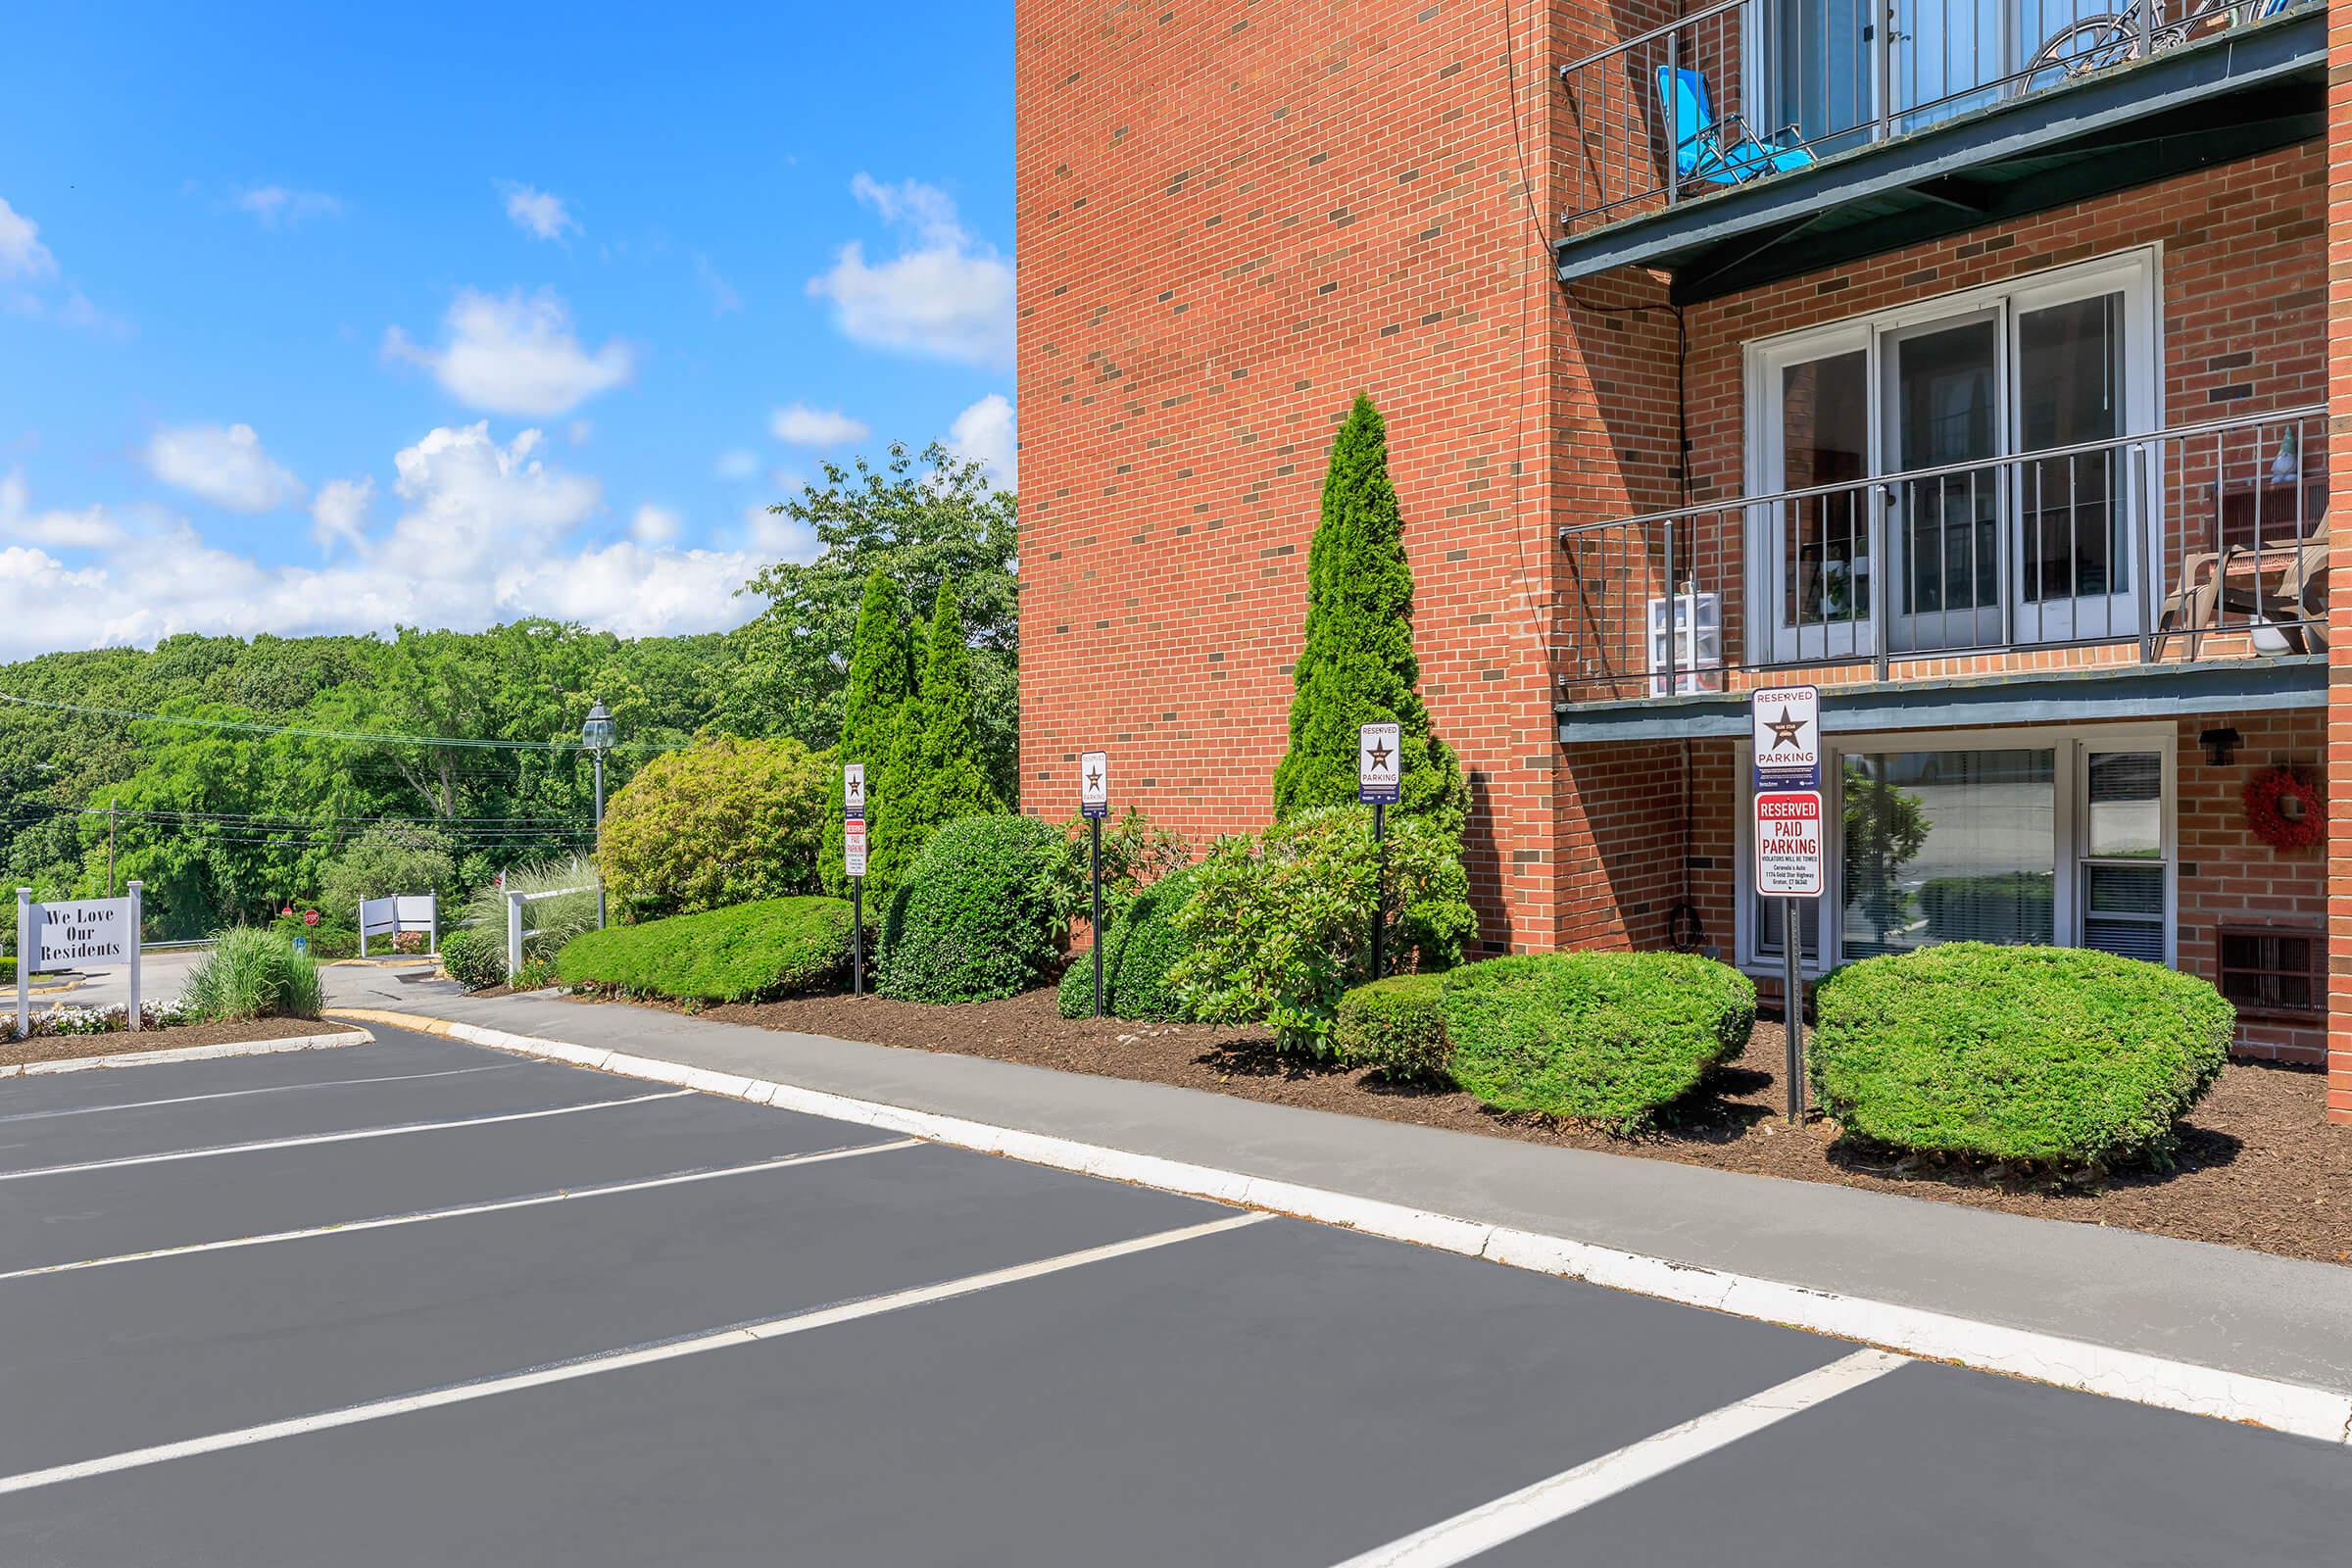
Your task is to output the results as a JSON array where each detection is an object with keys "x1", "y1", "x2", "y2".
[
  {"x1": 360, "y1": 894, "x2": 438, "y2": 956},
  {"x1": 1357, "y1": 722, "x2": 1401, "y2": 806},
  {"x1": 1079, "y1": 751, "x2": 1109, "y2": 821},
  {"x1": 1750, "y1": 684, "x2": 1821, "y2": 791},
  {"x1": 843, "y1": 762, "x2": 866, "y2": 821},
  {"x1": 31, "y1": 897, "x2": 132, "y2": 973},
  {"x1": 1754, "y1": 790, "x2": 1825, "y2": 898},
  {"x1": 844, "y1": 817, "x2": 868, "y2": 878}
]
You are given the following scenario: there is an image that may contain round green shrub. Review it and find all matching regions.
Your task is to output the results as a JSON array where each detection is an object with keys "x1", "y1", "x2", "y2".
[
  {"x1": 879, "y1": 814, "x2": 1067, "y2": 1004},
  {"x1": 1441, "y1": 952, "x2": 1755, "y2": 1131},
  {"x1": 1107, "y1": 865, "x2": 1199, "y2": 1021},
  {"x1": 1332, "y1": 973, "x2": 1450, "y2": 1081},
  {"x1": 439, "y1": 927, "x2": 505, "y2": 990},
  {"x1": 598, "y1": 735, "x2": 830, "y2": 919},
  {"x1": 557, "y1": 897, "x2": 857, "y2": 1003},
  {"x1": 1056, "y1": 944, "x2": 1103, "y2": 1018},
  {"x1": 1811, "y1": 943, "x2": 2232, "y2": 1166}
]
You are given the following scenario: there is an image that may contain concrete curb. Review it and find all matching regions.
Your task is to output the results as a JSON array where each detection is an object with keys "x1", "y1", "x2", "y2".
[
  {"x1": 327, "y1": 1006, "x2": 2352, "y2": 1445},
  {"x1": 1, "y1": 1029, "x2": 373, "y2": 1079}
]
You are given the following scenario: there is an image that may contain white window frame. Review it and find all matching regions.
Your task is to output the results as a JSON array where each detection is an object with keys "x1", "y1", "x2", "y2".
[
  {"x1": 1740, "y1": 247, "x2": 2165, "y2": 667},
  {"x1": 1735, "y1": 720, "x2": 2177, "y2": 976}
]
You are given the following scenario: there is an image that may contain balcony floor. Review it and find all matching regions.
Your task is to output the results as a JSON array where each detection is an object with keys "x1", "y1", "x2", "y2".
[{"x1": 1553, "y1": 654, "x2": 2323, "y2": 743}]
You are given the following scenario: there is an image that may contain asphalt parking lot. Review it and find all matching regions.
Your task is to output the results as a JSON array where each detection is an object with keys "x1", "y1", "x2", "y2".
[{"x1": 0, "y1": 1026, "x2": 2342, "y2": 1567}]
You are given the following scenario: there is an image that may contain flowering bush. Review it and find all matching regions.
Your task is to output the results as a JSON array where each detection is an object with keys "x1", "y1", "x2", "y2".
[
  {"x1": 393, "y1": 930, "x2": 427, "y2": 956},
  {"x1": 4, "y1": 1000, "x2": 194, "y2": 1045}
]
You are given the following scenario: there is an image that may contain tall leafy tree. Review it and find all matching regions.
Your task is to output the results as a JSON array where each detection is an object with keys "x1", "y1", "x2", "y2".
[
  {"x1": 823, "y1": 567, "x2": 916, "y2": 896},
  {"x1": 875, "y1": 576, "x2": 998, "y2": 890},
  {"x1": 1272, "y1": 395, "x2": 1467, "y2": 831},
  {"x1": 732, "y1": 442, "x2": 1018, "y2": 800}
]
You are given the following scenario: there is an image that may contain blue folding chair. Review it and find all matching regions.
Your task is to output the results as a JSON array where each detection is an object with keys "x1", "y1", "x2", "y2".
[{"x1": 1655, "y1": 67, "x2": 1817, "y2": 188}]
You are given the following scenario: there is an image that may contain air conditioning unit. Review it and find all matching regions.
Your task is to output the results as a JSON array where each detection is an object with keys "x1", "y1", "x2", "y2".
[{"x1": 1646, "y1": 589, "x2": 1723, "y2": 696}]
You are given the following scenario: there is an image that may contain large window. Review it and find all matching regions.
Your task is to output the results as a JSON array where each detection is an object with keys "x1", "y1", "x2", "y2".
[{"x1": 1743, "y1": 726, "x2": 2172, "y2": 972}]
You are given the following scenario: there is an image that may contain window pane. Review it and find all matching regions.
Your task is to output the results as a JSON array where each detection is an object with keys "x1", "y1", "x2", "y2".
[
  {"x1": 1778, "y1": 353, "x2": 1871, "y2": 632},
  {"x1": 2018, "y1": 293, "x2": 2128, "y2": 604},
  {"x1": 2082, "y1": 863, "x2": 2165, "y2": 961},
  {"x1": 2084, "y1": 751, "x2": 2162, "y2": 858},
  {"x1": 1841, "y1": 750, "x2": 2055, "y2": 959}
]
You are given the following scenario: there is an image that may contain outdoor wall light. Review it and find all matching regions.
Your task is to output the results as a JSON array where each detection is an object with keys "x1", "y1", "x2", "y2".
[{"x1": 2199, "y1": 726, "x2": 2241, "y2": 766}]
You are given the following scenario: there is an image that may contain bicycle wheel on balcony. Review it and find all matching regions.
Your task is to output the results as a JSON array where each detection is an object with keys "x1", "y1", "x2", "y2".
[{"x1": 2024, "y1": 15, "x2": 2144, "y2": 88}]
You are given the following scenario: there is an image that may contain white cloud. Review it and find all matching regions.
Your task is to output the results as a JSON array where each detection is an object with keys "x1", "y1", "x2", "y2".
[
  {"x1": 744, "y1": 504, "x2": 822, "y2": 565},
  {"x1": 769, "y1": 403, "x2": 869, "y2": 447},
  {"x1": 234, "y1": 185, "x2": 342, "y2": 227},
  {"x1": 383, "y1": 288, "x2": 634, "y2": 416},
  {"x1": 500, "y1": 182, "x2": 578, "y2": 241},
  {"x1": 0, "y1": 428, "x2": 772, "y2": 660},
  {"x1": 713, "y1": 448, "x2": 760, "y2": 482},
  {"x1": 631, "y1": 503, "x2": 681, "y2": 545},
  {"x1": 807, "y1": 174, "x2": 1014, "y2": 368},
  {"x1": 0, "y1": 468, "x2": 126, "y2": 550},
  {"x1": 146, "y1": 423, "x2": 306, "y2": 514},
  {"x1": 0, "y1": 196, "x2": 56, "y2": 279},
  {"x1": 311, "y1": 475, "x2": 373, "y2": 558},
  {"x1": 946, "y1": 393, "x2": 1016, "y2": 488}
]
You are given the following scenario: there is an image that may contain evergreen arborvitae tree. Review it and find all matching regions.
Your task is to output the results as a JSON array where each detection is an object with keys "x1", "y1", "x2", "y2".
[
  {"x1": 1271, "y1": 394, "x2": 1467, "y2": 832},
  {"x1": 822, "y1": 566, "x2": 915, "y2": 896},
  {"x1": 871, "y1": 575, "x2": 999, "y2": 890}
]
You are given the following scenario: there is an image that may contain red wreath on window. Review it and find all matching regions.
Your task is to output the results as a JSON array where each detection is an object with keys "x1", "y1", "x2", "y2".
[{"x1": 2242, "y1": 766, "x2": 2325, "y2": 852}]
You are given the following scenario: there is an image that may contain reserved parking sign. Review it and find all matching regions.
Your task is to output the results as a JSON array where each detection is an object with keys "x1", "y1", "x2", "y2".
[{"x1": 1754, "y1": 790, "x2": 1824, "y2": 898}]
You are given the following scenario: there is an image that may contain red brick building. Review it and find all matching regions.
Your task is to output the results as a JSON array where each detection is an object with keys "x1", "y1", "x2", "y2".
[{"x1": 1015, "y1": 0, "x2": 2352, "y2": 1119}]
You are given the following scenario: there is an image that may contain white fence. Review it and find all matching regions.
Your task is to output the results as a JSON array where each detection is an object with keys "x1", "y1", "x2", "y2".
[{"x1": 359, "y1": 893, "x2": 438, "y2": 957}]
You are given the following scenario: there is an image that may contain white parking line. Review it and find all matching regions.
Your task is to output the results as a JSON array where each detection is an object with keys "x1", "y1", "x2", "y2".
[
  {"x1": 0, "y1": 1209, "x2": 1269, "y2": 1496},
  {"x1": 0, "y1": 1062, "x2": 524, "y2": 1126},
  {"x1": 0, "y1": 1139, "x2": 924, "y2": 1281},
  {"x1": 0, "y1": 1091, "x2": 692, "y2": 1183},
  {"x1": 1328, "y1": 1348, "x2": 1908, "y2": 1568}
]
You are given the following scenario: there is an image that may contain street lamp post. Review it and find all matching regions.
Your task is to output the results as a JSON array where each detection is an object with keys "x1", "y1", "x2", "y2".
[{"x1": 582, "y1": 700, "x2": 615, "y2": 930}]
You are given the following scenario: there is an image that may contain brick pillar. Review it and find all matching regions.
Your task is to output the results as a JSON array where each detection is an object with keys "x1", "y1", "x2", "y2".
[{"x1": 2326, "y1": 1, "x2": 2352, "y2": 1124}]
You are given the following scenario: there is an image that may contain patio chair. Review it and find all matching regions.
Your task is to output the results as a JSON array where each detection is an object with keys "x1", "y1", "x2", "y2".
[
  {"x1": 1654, "y1": 67, "x2": 1818, "y2": 189},
  {"x1": 2157, "y1": 509, "x2": 2329, "y2": 658}
]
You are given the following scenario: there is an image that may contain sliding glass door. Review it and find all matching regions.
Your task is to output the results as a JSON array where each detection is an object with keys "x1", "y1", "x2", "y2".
[{"x1": 1884, "y1": 311, "x2": 2005, "y2": 652}]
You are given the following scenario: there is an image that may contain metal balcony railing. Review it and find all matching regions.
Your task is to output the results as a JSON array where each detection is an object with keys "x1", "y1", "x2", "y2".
[
  {"x1": 1555, "y1": 404, "x2": 2328, "y2": 703},
  {"x1": 1557, "y1": 0, "x2": 2317, "y2": 233}
]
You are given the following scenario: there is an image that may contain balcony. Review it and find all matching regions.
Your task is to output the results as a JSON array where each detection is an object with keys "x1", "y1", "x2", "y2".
[
  {"x1": 1553, "y1": 404, "x2": 2327, "y2": 740},
  {"x1": 1554, "y1": 0, "x2": 2328, "y2": 300}
]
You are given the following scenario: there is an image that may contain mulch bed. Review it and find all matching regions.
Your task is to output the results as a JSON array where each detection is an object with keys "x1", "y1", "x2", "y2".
[
  {"x1": 0, "y1": 1014, "x2": 336, "y2": 1070},
  {"x1": 571, "y1": 984, "x2": 2351, "y2": 1268}
]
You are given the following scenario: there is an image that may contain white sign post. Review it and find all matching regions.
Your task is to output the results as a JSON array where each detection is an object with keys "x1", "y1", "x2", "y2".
[
  {"x1": 1752, "y1": 685, "x2": 1823, "y2": 1124},
  {"x1": 14, "y1": 887, "x2": 142, "y2": 1037},
  {"x1": 843, "y1": 763, "x2": 867, "y2": 996},
  {"x1": 1079, "y1": 752, "x2": 1110, "y2": 1016}
]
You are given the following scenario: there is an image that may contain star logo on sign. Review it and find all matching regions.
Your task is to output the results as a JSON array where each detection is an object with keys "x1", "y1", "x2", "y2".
[
  {"x1": 1085, "y1": 766, "x2": 1102, "y2": 793},
  {"x1": 1766, "y1": 709, "x2": 1807, "y2": 752},
  {"x1": 1366, "y1": 739, "x2": 1394, "y2": 772},
  {"x1": 847, "y1": 779, "x2": 862, "y2": 801}
]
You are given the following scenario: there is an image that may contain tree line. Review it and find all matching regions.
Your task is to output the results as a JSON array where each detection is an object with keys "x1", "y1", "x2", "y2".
[{"x1": 0, "y1": 442, "x2": 1016, "y2": 939}]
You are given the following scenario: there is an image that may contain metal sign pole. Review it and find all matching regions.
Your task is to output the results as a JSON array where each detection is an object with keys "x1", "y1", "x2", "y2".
[
  {"x1": 1370, "y1": 801, "x2": 1388, "y2": 982},
  {"x1": 852, "y1": 877, "x2": 863, "y2": 996},
  {"x1": 1782, "y1": 898, "x2": 1803, "y2": 1124},
  {"x1": 1090, "y1": 816, "x2": 1104, "y2": 1017}
]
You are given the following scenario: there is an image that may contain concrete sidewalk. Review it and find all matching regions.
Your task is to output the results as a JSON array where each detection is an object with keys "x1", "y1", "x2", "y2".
[{"x1": 326, "y1": 971, "x2": 2352, "y2": 1441}]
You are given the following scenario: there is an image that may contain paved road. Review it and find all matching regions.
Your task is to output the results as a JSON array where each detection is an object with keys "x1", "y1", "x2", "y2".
[{"x1": 0, "y1": 1027, "x2": 2340, "y2": 1566}]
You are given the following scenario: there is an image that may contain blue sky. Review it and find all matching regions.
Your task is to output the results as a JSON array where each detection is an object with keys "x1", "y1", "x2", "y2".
[{"x1": 0, "y1": 1, "x2": 1015, "y2": 659}]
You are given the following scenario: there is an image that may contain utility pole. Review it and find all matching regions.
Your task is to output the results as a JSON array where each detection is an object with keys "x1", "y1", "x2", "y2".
[{"x1": 107, "y1": 798, "x2": 117, "y2": 898}]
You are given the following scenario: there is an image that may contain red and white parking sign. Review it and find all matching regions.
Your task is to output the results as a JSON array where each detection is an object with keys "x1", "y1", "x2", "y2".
[{"x1": 1754, "y1": 790, "x2": 1824, "y2": 898}]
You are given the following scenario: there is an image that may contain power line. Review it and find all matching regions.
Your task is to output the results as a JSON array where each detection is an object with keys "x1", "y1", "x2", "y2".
[{"x1": 0, "y1": 693, "x2": 685, "y2": 755}]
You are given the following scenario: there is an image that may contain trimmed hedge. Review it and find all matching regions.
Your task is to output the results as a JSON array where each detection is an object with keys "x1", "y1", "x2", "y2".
[
  {"x1": 439, "y1": 927, "x2": 505, "y2": 991},
  {"x1": 879, "y1": 814, "x2": 1067, "y2": 1004},
  {"x1": 1331, "y1": 973, "x2": 1450, "y2": 1081},
  {"x1": 1811, "y1": 943, "x2": 2231, "y2": 1166},
  {"x1": 557, "y1": 897, "x2": 857, "y2": 1004},
  {"x1": 1441, "y1": 952, "x2": 1756, "y2": 1131},
  {"x1": 1056, "y1": 866, "x2": 1201, "y2": 1021}
]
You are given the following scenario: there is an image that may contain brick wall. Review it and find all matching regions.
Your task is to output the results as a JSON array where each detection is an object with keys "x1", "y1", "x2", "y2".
[{"x1": 1016, "y1": 0, "x2": 1585, "y2": 952}]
